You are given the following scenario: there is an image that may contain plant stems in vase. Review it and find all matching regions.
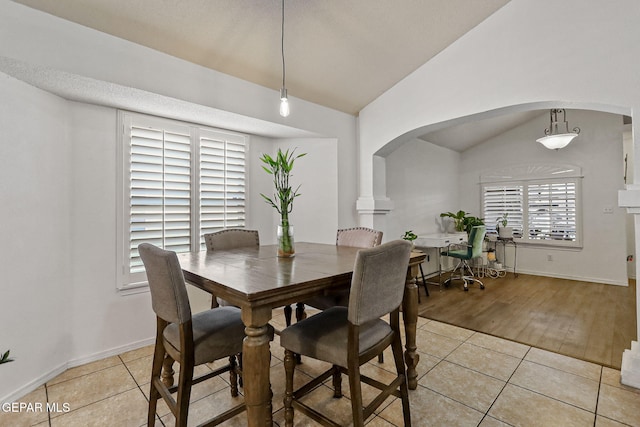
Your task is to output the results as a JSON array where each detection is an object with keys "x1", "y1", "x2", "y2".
[{"x1": 260, "y1": 148, "x2": 306, "y2": 258}]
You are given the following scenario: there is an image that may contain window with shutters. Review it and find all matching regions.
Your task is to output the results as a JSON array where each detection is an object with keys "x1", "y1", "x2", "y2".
[
  {"x1": 117, "y1": 112, "x2": 248, "y2": 291},
  {"x1": 480, "y1": 164, "x2": 582, "y2": 248}
]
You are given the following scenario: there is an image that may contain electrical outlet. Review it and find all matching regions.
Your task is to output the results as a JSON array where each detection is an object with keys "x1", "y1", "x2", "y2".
[
  {"x1": 547, "y1": 254, "x2": 553, "y2": 261},
  {"x1": 603, "y1": 206, "x2": 614, "y2": 214}
]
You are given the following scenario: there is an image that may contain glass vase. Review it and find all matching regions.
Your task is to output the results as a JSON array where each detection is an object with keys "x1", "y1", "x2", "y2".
[{"x1": 277, "y1": 224, "x2": 295, "y2": 257}]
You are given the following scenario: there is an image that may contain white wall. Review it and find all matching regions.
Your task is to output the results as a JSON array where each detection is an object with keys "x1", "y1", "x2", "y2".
[
  {"x1": 0, "y1": 74, "x2": 73, "y2": 400},
  {"x1": 459, "y1": 109, "x2": 626, "y2": 285},
  {"x1": 250, "y1": 137, "x2": 339, "y2": 246},
  {"x1": 358, "y1": 0, "x2": 640, "y2": 229},
  {"x1": 385, "y1": 138, "x2": 461, "y2": 273}
]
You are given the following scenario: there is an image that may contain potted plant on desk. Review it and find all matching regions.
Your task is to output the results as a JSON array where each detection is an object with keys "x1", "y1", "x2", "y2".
[
  {"x1": 496, "y1": 213, "x2": 513, "y2": 239},
  {"x1": 402, "y1": 230, "x2": 418, "y2": 249}
]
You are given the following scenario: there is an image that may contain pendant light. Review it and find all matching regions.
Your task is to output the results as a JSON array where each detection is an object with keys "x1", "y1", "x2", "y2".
[
  {"x1": 537, "y1": 109, "x2": 580, "y2": 150},
  {"x1": 279, "y1": 0, "x2": 290, "y2": 117}
]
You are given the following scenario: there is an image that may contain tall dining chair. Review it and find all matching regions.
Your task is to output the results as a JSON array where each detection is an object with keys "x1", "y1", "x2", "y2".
[
  {"x1": 204, "y1": 229, "x2": 259, "y2": 307},
  {"x1": 138, "y1": 243, "x2": 247, "y2": 427},
  {"x1": 284, "y1": 227, "x2": 383, "y2": 327},
  {"x1": 441, "y1": 225, "x2": 487, "y2": 291},
  {"x1": 280, "y1": 240, "x2": 412, "y2": 427}
]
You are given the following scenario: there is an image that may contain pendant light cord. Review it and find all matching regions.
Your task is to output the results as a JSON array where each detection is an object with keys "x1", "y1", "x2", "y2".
[{"x1": 281, "y1": 0, "x2": 286, "y2": 88}]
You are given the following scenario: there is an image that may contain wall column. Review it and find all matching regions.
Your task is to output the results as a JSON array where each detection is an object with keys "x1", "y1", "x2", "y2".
[{"x1": 618, "y1": 185, "x2": 640, "y2": 388}]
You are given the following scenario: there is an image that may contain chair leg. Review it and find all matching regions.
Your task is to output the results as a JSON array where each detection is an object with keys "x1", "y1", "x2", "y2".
[
  {"x1": 284, "y1": 304, "x2": 292, "y2": 327},
  {"x1": 347, "y1": 361, "x2": 365, "y2": 426},
  {"x1": 283, "y1": 350, "x2": 296, "y2": 427},
  {"x1": 148, "y1": 340, "x2": 165, "y2": 426},
  {"x1": 295, "y1": 303, "x2": 306, "y2": 322},
  {"x1": 419, "y1": 264, "x2": 429, "y2": 297},
  {"x1": 332, "y1": 365, "x2": 343, "y2": 398},
  {"x1": 229, "y1": 355, "x2": 238, "y2": 397},
  {"x1": 377, "y1": 353, "x2": 384, "y2": 363},
  {"x1": 391, "y1": 334, "x2": 411, "y2": 427},
  {"x1": 238, "y1": 352, "x2": 243, "y2": 387},
  {"x1": 175, "y1": 360, "x2": 194, "y2": 427}
]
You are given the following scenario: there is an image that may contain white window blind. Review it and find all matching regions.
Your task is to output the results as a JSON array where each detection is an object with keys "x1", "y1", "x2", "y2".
[
  {"x1": 199, "y1": 130, "x2": 246, "y2": 249},
  {"x1": 481, "y1": 179, "x2": 581, "y2": 247},
  {"x1": 119, "y1": 112, "x2": 248, "y2": 289},
  {"x1": 527, "y1": 182, "x2": 577, "y2": 242},
  {"x1": 482, "y1": 185, "x2": 524, "y2": 236}
]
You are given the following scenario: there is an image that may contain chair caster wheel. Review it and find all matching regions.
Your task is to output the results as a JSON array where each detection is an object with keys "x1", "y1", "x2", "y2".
[
  {"x1": 480, "y1": 285, "x2": 485, "y2": 290},
  {"x1": 464, "y1": 287, "x2": 469, "y2": 292}
]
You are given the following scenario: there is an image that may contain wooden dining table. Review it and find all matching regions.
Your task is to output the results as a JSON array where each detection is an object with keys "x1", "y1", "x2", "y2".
[{"x1": 176, "y1": 242, "x2": 426, "y2": 427}]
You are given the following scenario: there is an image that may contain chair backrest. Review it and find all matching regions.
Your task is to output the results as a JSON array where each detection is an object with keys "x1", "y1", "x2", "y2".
[
  {"x1": 336, "y1": 227, "x2": 383, "y2": 248},
  {"x1": 469, "y1": 226, "x2": 487, "y2": 259},
  {"x1": 347, "y1": 240, "x2": 412, "y2": 326},
  {"x1": 204, "y1": 229, "x2": 260, "y2": 251},
  {"x1": 138, "y1": 243, "x2": 191, "y2": 325}
]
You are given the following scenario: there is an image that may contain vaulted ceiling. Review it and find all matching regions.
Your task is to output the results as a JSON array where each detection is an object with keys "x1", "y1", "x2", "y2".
[
  {"x1": 13, "y1": 0, "x2": 510, "y2": 116},
  {"x1": 11, "y1": 0, "x2": 558, "y2": 149}
]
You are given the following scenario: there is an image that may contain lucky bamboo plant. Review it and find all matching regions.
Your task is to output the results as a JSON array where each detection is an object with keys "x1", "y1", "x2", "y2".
[{"x1": 260, "y1": 148, "x2": 306, "y2": 256}]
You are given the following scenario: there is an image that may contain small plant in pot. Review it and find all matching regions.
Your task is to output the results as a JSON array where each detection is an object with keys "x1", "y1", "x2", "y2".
[
  {"x1": 260, "y1": 148, "x2": 306, "y2": 257},
  {"x1": 496, "y1": 213, "x2": 513, "y2": 239},
  {"x1": 402, "y1": 230, "x2": 418, "y2": 248}
]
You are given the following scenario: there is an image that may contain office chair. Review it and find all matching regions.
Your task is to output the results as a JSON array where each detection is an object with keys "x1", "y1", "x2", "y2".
[
  {"x1": 280, "y1": 240, "x2": 412, "y2": 427},
  {"x1": 441, "y1": 225, "x2": 487, "y2": 291}
]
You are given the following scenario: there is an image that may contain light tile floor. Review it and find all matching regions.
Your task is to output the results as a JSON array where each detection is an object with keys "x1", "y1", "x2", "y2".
[{"x1": 2, "y1": 310, "x2": 640, "y2": 427}]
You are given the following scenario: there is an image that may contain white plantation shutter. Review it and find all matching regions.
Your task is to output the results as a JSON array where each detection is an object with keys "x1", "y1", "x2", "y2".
[
  {"x1": 119, "y1": 112, "x2": 247, "y2": 289},
  {"x1": 481, "y1": 178, "x2": 580, "y2": 247},
  {"x1": 527, "y1": 181, "x2": 577, "y2": 242},
  {"x1": 199, "y1": 130, "x2": 246, "y2": 249},
  {"x1": 482, "y1": 185, "x2": 524, "y2": 236}
]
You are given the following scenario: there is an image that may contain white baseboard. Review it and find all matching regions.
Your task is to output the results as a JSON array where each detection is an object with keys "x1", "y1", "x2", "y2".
[
  {"x1": 1, "y1": 337, "x2": 155, "y2": 404},
  {"x1": 514, "y1": 268, "x2": 629, "y2": 287}
]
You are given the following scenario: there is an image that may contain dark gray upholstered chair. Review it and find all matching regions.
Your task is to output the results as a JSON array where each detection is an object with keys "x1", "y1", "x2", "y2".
[
  {"x1": 280, "y1": 240, "x2": 412, "y2": 427},
  {"x1": 204, "y1": 229, "x2": 259, "y2": 307},
  {"x1": 285, "y1": 227, "x2": 383, "y2": 326},
  {"x1": 139, "y1": 243, "x2": 246, "y2": 427}
]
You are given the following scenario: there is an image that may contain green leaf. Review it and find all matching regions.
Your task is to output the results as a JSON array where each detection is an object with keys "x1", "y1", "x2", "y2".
[{"x1": 0, "y1": 350, "x2": 14, "y2": 364}]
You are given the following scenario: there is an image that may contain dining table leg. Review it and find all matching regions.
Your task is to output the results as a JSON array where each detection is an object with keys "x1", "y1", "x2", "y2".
[
  {"x1": 241, "y1": 306, "x2": 273, "y2": 427},
  {"x1": 403, "y1": 262, "x2": 422, "y2": 390}
]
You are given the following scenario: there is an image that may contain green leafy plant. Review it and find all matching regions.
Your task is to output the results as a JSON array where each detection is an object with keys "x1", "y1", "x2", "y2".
[
  {"x1": 0, "y1": 349, "x2": 14, "y2": 364},
  {"x1": 496, "y1": 213, "x2": 509, "y2": 229},
  {"x1": 402, "y1": 230, "x2": 418, "y2": 241},
  {"x1": 439, "y1": 210, "x2": 468, "y2": 232},
  {"x1": 260, "y1": 148, "x2": 306, "y2": 256},
  {"x1": 463, "y1": 216, "x2": 485, "y2": 234}
]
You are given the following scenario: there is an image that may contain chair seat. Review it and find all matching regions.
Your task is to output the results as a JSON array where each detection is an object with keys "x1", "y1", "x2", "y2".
[
  {"x1": 441, "y1": 249, "x2": 471, "y2": 259},
  {"x1": 303, "y1": 290, "x2": 350, "y2": 310},
  {"x1": 280, "y1": 307, "x2": 392, "y2": 368},
  {"x1": 163, "y1": 306, "x2": 245, "y2": 365}
]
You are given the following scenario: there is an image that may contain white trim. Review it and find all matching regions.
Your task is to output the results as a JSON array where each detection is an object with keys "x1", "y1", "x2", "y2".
[
  {"x1": 514, "y1": 268, "x2": 628, "y2": 287},
  {"x1": 480, "y1": 163, "x2": 583, "y2": 183},
  {"x1": 0, "y1": 338, "x2": 155, "y2": 404}
]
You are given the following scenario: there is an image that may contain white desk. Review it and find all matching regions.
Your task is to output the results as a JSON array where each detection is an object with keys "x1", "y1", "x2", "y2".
[
  {"x1": 415, "y1": 233, "x2": 467, "y2": 286},
  {"x1": 414, "y1": 232, "x2": 466, "y2": 248}
]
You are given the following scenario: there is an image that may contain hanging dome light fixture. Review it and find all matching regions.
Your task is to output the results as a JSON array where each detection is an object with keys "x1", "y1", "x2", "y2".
[
  {"x1": 537, "y1": 108, "x2": 580, "y2": 150},
  {"x1": 279, "y1": 0, "x2": 290, "y2": 117}
]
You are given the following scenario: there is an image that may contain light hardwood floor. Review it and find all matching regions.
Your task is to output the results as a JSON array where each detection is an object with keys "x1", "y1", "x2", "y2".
[{"x1": 417, "y1": 273, "x2": 637, "y2": 369}]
